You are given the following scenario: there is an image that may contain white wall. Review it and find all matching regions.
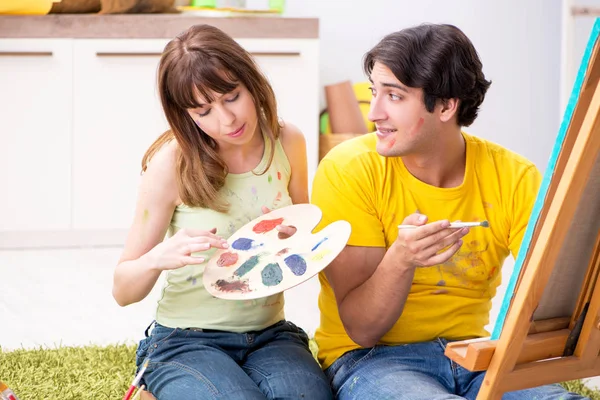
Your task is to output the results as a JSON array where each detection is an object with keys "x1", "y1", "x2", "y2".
[
  {"x1": 285, "y1": 0, "x2": 563, "y2": 172},
  {"x1": 571, "y1": 0, "x2": 600, "y2": 101},
  {"x1": 5, "y1": 0, "x2": 598, "y2": 352}
]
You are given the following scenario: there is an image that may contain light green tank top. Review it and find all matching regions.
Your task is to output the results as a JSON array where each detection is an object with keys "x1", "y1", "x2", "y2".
[{"x1": 155, "y1": 136, "x2": 292, "y2": 332}]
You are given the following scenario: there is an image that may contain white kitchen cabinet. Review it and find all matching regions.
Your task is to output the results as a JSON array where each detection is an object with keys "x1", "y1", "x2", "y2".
[
  {"x1": 72, "y1": 39, "x2": 170, "y2": 230},
  {"x1": 71, "y1": 38, "x2": 319, "y2": 232},
  {"x1": 0, "y1": 34, "x2": 319, "y2": 247},
  {"x1": 0, "y1": 39, "x2": 73, "y2": 232},
  {"x1": 238, "y1": 38, "x2": 320, "y2": 184}
]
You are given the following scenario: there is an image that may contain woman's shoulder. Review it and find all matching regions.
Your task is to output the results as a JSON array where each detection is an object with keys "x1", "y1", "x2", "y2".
[
  {"x1": 143, "y1": 139, "x2": 181, "y2": 204},
  {"x1": 278, "y1": 120, "x2": 305, "y2": 148},
  {"x1": 146, "y1": 139, "x2": 179, "y2": 171}
]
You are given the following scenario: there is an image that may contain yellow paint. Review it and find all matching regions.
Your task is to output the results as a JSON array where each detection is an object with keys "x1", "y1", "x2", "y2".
[{"x1": 311, "y1": 249, "x2": 331, "y2": 261}]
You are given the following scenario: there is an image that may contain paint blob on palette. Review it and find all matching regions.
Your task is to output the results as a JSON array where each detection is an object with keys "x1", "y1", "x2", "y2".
[{"x1": 203, "y1": 204, "x2": 351, "y2": 300}]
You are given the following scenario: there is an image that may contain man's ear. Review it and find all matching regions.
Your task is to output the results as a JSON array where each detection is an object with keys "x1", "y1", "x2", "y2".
[{"x1": 439, "y1": 98, "x2": 460, "y2": 123}]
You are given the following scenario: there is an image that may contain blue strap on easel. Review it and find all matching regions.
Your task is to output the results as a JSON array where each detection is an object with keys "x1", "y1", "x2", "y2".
[{"x1": 491, "y1": 18, "x2": 600, "y2": 340}]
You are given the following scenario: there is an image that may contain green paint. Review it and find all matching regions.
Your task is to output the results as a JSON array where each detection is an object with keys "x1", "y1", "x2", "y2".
[
  {"x1": 261, "y1": 262, "x2": 283, "y2": 286},
  {"x1": 268, "y1": 174, "x2": 273, "y2": 183},
  {"x1": 142, "y1": 209, "x2": 150, "y2": 223},
  {"x1": 234, "y1": 255, "x2": 261, "y2": 277}
]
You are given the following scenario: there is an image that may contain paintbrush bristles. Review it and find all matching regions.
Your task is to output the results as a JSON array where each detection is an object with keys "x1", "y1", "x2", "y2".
[
  {"x1": 449, "y1": 221, "x2": 489, "y2": 228},
  {"x1": 398, "y1": 221, "x2": 490, "y2": 229}
]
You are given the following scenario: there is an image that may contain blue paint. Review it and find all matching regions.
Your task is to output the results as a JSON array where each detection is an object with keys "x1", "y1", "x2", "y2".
[
  {"x1": 234, "y1": 255, "x2": 261, "y2": 277},
  {"x1": 492, "y1": 19, "x2": 600, "y2": 340},
  {"x1": 311, "y1": 237, "x2": 329, "y2": 251},
  {"x1": 232, "y1": 237, "x2": 261, "y2": 251},
  {"x1": 284, "y1": 254, "x2": 307, "y2": 276},
  {"x1": 261, "y1": 263, "x2": 283, "y2": 286}
]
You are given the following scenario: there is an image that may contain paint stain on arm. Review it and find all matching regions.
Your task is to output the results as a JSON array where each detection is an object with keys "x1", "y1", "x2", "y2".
[{"x1": 142, "y1": 209, "x2": 150, "y2": 223}]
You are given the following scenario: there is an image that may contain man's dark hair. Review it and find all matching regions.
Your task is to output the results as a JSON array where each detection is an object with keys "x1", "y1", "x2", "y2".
[{"x1": 364, "y1": 23, "x2": 491, "y2": 127}]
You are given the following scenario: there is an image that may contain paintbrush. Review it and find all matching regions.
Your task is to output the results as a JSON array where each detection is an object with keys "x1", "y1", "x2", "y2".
[
  {"x1": 0, "y1": 381, "x2": 19, "y2": 400},
  {"x1": 131, "y1": 385, "x2": 146, "y2": 400},
  {"x1": 398, "y1": 221, "x2": 490, "y2": 229},
  {"x1": 123, "y1": 360, "x2": 149, "y2": 400}
]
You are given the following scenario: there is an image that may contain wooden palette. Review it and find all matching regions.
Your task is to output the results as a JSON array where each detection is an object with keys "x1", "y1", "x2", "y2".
[{"x1": 203, "y1": 204, "x2": 351, "y2": 300}]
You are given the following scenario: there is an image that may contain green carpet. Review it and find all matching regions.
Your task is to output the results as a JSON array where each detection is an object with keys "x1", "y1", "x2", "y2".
[
  {"x1": 1, "y1": 343, "x2": 599, "y2": 399},
  {"x1": 0, "y1": 344, "x2": 135, "y2": 399}
]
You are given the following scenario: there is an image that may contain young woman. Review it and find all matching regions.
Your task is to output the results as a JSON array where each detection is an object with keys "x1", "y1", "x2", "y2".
[{"x1": 112, "y1": 24, "x2": 332, "y2": 399}]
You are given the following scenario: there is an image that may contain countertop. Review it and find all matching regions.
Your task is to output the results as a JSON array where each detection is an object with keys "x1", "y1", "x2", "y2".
[{"x1": 0, "y1": 14, "x2": 319, "y2": 39}]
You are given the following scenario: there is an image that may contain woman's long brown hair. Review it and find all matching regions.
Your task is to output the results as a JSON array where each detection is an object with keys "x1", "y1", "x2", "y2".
[{"x1": 142, "y1": 24, "x2": 280, "y2": 212}]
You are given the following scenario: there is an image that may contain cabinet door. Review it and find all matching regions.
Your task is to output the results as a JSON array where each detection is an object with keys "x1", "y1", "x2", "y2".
[
  {"x1": 72, "y1": 39, "x2": 170, "y2": 230},
  {"x1": 238, "y1": 39, "x2": 320, "y2": 186},
  {"x1": 0, "y1": 39, "x2": 72, "y2": 232}
]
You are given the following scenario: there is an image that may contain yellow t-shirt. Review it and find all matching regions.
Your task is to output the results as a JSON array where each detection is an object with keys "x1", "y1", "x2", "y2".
[{"x1": 311, "y1": 132, "x2": 541, "y2": 369}]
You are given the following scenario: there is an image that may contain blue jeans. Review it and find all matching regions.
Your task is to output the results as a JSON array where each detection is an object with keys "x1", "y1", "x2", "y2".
[
  {"x1": 136, "y1": 320, "x2": 333, "y2": 399},
  {"x1": 325, "y1": 339, "x2": 589, "y2": 400}
]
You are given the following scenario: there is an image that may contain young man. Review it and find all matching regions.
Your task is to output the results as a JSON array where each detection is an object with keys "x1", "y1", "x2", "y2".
[{"x1": 311, "y1": 23, "x2": 588, "y2": 400}]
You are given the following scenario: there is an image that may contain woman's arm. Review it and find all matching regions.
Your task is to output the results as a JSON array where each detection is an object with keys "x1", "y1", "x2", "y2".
[
  {"x1": 113, "y1": 142, "x2": 227, "y2": 306},
  {"x1": 279, "y1": 122, "x2": 309, "y2": 204}
]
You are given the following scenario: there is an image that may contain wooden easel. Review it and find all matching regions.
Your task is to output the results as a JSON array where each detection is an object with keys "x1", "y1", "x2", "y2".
[{"x1": 444, "y1": 19, "x2": 600, "y2": 399}]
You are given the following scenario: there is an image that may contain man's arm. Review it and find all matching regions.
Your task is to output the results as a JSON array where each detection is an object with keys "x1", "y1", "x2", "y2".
[
  {"x1": 279, "y1": 121, "x2": 309, "y2": 204},
  {"x1": 325, "y1": 214, "x2": 467, "y2": 347},
  {"x1": 324, "y1": 244, "x2": 410, "y2": 347}
]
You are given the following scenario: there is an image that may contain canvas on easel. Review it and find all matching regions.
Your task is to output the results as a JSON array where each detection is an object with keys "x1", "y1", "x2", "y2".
[{"x1": 444, "y1": 18, "x2": 600, "y2": 399}]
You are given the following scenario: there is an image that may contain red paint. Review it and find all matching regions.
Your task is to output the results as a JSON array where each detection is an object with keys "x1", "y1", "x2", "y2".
[
  {"x1": 410, "y1": 117, "x2": 425, "y2": 135},
  {"x1": 387, "y1": 138, "x2": 396, "y2": 148},
  {"x1": 253, "y1": 217, "x2": 284, "y2": 234},
  {"x1": 277, "y1": 171, "x2": 282, "y2": 180},
  {"x1": 489, "y1": 266, "x2": 498, "y2": 279},
  {"x1": 217, "y1": 251, "x2": 239, "y2": 267},
  {"x1": 276, "y1": 247, "x2": 291, "y2": 256}
]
